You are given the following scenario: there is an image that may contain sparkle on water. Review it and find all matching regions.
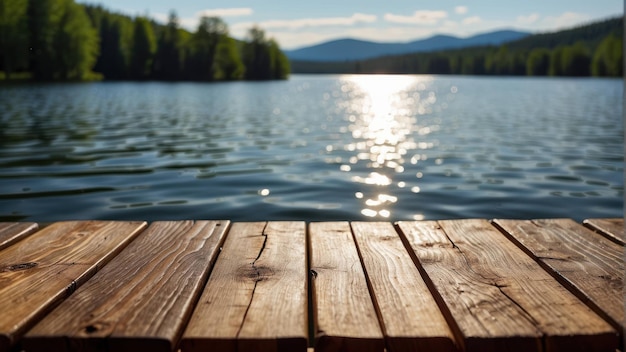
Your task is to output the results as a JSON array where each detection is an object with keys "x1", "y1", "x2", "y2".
[{"x1": 335, "y1": 75, "x2": 450, "y2": 219}]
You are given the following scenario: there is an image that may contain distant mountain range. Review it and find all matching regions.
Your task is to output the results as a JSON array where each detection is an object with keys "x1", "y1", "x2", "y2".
[{"x1": 285, "y1": 30, "x2": 531, "y2": 62}]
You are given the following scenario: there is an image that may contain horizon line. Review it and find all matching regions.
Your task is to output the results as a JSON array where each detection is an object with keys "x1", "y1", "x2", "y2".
[{"x1": 283, "y1": 13, "x2": 621, "y2": 51}]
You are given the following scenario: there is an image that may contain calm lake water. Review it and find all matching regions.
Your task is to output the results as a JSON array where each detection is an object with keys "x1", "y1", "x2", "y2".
[{"x1": 0, "y1": 75, "x2": 623, "y2": 222}]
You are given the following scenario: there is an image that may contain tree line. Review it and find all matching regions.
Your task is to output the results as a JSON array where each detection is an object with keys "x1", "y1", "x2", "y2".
[
  {"x1": 292, "y1": 17, "x2": 623, "y2": 77},
  {"x1": 0, "y1": 0, "x2": 290, "y2": 81}
]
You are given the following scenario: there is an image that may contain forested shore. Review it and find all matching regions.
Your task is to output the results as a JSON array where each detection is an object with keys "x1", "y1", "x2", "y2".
[
  {"x1": 0, "y1": 0, "x2": 290, "y2": 81},
  {"x1": 1, "y1": 1, "x2": 621, "y2": 81},
  {"x1": 292, "y1": 17, "x2": 623, "y2": 77}
]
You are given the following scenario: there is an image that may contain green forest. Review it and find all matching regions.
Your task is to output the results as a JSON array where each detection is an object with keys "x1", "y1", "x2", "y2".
[
  {"x1": 0, "y1": 0, "x2": 290, "y2": 81},
  {"x1": 292, "y1": 17, "x2": 623, "y2": 77}
]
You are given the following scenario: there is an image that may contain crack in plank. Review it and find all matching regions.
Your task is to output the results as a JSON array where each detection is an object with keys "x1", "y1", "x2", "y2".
[
  {"x1": 236, "y1": 222, "x2": 269, "y2": 339},
  {"x1": 496, "y1": 285, "x2": 541, "y2": 327},
  {"x1": 440, "y1": 222, "x2": 542, "y2": 335},
  {"x1": 537, "y1": 256, "x2": 570, "y2": 262},
  {"x1": 440, "y1": 224, "x2": 500, "y2": 288},
  {"x1": 253, "y1": 226, "x2": 269, "y2": 265}
]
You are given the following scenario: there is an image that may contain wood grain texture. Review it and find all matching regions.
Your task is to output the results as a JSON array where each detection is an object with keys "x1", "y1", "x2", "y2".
[
  {"x1": 23, "y1": 220, "x2": 229, "y2": 352},
  {"x1": 309, "y1": 222, "x2": 384, "y2": 352},
  {"x1": 0, "y1": 222, "x2": 38, "y2": 251},
  {"x1": 181, "y1": 222, "x2": 308, "y2": 352},
  {"x1": 493, "y1": 218, "x2": 624, "y2": 337},
  {"x1": 350, "y1": 222, "x2": 457, "y2": 352},
  {"x1": 0, "y1": 221, "x2": 147, "y2": 352},
  {"x1": 582, "y1": 218, "x2": 624, "y2": 245},
  {"x1": 397, "y1": 219, "x2": 617, "y2": 352}
]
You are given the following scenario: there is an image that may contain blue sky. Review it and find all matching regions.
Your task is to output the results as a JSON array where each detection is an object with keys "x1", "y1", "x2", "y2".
[{"x1": 78, "y1": 0, "x2": 623, "y2": 49}]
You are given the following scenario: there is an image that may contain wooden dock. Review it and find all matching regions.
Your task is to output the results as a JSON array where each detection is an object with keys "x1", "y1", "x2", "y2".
[{"x1": 0, "y1": 218, "x2": 623, "y2": 352}]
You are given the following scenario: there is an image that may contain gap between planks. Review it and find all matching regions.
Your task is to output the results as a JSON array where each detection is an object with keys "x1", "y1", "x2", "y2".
[
  {"x1": 0, "y1": 219, "x2": 621, "y2": 352},
  {"x1": 492, "y1": 218, "x2": 624, "y2": 347},
  {"x1": 23, "y1": 220, "x2": 229, "y2": 352},
  {"x1": 397, "y1": 219, "x2": 618, "y2": 352}
]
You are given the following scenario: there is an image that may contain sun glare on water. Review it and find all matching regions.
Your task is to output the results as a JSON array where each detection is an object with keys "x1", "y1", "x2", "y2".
[{"x1": 334, "y1": 74, "x2": 439, "y2": 219}]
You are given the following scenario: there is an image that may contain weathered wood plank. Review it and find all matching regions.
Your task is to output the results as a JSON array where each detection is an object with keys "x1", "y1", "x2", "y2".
[
  {"x1": 493, "y1": 218, "x2": 624, "y2": 338},
  {"x1": 582, "y1": 218, "x2": 624, "y2": 245},
  {"x1": 0, "y1": 222, "x2": 38, "y2": 251},
  {"x1": 308, "y1": 222, "x2": 384, "y2": 352},
  {"x1": 350, "y1": 222, "x2": 457, "y2": 352},
  {"x1": 23, "y1": 220, "x2": 229, "y2": 352},
  {"x1": 0, "y1": 221, "x2": 147, "y2": 352},
  {"x1": 181, "y1": 222, "x2": 308, "y2": 352},
  {"x1": 397, "y1": 219, "x2": 617, "y2": 352},
  {"x1": 237, "y1": 222, "x2": 308, "y2": 352}
]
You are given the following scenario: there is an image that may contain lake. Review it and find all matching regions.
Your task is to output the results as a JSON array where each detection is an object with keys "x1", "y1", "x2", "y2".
[{"x1": 0, "y1": 75, "x2": 622, "y2": 222}]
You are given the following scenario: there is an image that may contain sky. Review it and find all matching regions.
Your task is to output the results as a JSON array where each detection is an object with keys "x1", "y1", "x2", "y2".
[{"x1": 77, "y1": 0, "x2": 623, "y2": 50}]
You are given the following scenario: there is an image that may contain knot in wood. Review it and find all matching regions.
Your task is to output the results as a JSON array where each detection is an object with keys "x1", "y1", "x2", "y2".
[
  {"x1": 80, "y1": 321, "x2": 113, "y2": 337},
  {"x1": 236, "y1": 264, "x2": 274, "y2": 282},
  {"x1": 599, "y1": 274, "x2": 623, "y2": 291},
  {"x1": 1, "y1": 262, "x2": 38, "y2": 272}
]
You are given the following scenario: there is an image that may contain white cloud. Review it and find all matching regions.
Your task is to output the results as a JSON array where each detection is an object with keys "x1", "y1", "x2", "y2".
[
  {"x1": 462, "y1": 16, "x2": 482, "y2": 25},
  {"x1": 267, "y1": 31, "x2": 344, "y2": 49},
  {"x1": 153, "y1": 8, "x2": 253, "y2": 32},
  {"x1": 151, "y1": 12, "x2": 198, "y2": 30},
  {"x1": 455, "y1": 6, "x2": 468, "y2": 15},
  {"x1": 384, "y1": 10, "x2": 448, "y2": 25},
  {"x1": 152, "y1": 12, "x2": 168, "y2": 24},
  {"x1": 385, "y1": 10, "x2": 448, "y2": 24},
  {"x1": 196, "y1": 8, "x2": 253, "y2": 18},
  {"x1": 150, "y1": 13, "x2": 198, "y2": 31},
  {"x1": 343, "y1": 26, "x2": 435, "y2": 43},
  {"x1": 180, "y1": 17, "x2": 200, "y2": 30},
  {"x1": 232, "y1": 13, "x2": 377, "y2": 31},
  {"x1": 513, "y1": 12, "x2": 591, "y2": 32},
  {"x1": 541, "y1": 12, "x2": 589, "y2": 29},
  {"x1": 517, "y1": 13, "x2": 540, "y2": 25},
  {"x1": 443, "y1": 20, "x2": 459, "y2": 28}
]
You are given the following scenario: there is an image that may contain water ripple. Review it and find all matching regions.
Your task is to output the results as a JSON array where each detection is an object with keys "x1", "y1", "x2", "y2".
[{"x1": 0, "y1": 77, "x2": 622, "y2": 222}]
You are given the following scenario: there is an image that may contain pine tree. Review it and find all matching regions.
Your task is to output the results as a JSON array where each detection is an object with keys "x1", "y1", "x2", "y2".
[
  {"x1": 54, "y1": 0, "x2": 99, "y2": 79},
  {"x1": 130, "y1": 16, "x2": 156, "y2": 79},
  {"x1": 269, "y1": 39, "x2": 290, "y2": 79},
  {"x1": 28, "y1": 0, "x2": 98, "y2": 80},
  {"x1": 213, "y1": 36, "x2": 244, "y2": 80},
  {"x1": 152, "y1": 11, "x2": 181, "y2": 80},
  {"x1": 186, "y1": 16, "x2": 228, "y2": 80},
  {"x1": 592, "y1": 34, "x2": 623, "y2": 76},
  {"x1": 526, "y1": 48, "x2": 550, "y2": 75},
  {"x1": 560, "y1": 42, "x2": 591, "y2": 76},
  {"x1": 0, "y1": 0, "x2": 29, "y2": 78}
]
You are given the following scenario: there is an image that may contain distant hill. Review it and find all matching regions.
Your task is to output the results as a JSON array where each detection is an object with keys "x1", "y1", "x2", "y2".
[
  {"x1": 285, "y1": 30, "x2": 530, "y2": 62},
  {"x1": 290, "y1": 16, "x2": 623, "y2": 77},
  {"x1": 505, "y1": 16, "x2": 623, "y2": 50}
]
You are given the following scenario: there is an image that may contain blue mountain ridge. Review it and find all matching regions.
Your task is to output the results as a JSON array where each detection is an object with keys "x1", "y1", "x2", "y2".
[{"x1": 285, "y1": 30, "x2": 530, "y2": 62}]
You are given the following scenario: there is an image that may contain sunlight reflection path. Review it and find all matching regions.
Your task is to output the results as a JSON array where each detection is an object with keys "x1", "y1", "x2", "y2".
[{"x1": 335, "y1": 75, "x2": 442, "y2": 219}]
